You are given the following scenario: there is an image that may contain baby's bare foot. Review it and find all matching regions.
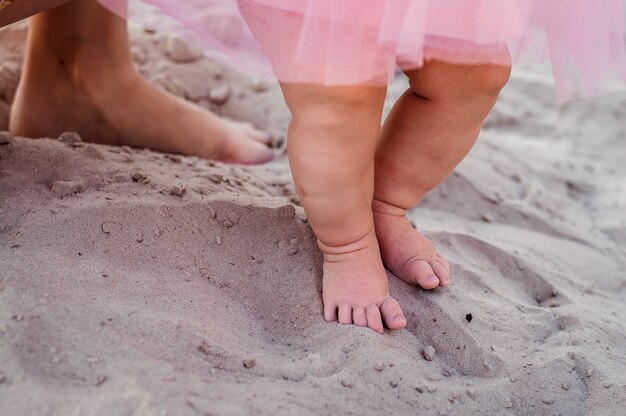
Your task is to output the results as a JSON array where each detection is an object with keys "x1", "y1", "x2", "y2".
[
  {"x1": 373, "y1": 200, "x2": 450, "y2": 289},
  {"x1": 320, "y1": 229, "x2": 407, "y2": 334}
]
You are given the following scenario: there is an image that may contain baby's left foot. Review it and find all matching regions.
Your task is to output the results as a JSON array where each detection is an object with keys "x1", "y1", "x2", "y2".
[{"x1": 373, "y1": 200, "x2": 450, "y2": 289}]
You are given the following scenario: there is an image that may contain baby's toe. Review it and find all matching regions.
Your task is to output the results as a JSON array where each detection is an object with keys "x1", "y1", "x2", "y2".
[
  {"x1": 338, "y1": 306, "x2": 353, "y2": 324},
  {"x1": 352, "y1": 308, "x2": 368, "y2": 327},
  {"x1": 429, "y1": 257, "x2": 450, "y2": 287},
  {"x1": 405, "y1": 259, "x2": 440, "y2": 289},
  {"x1": 366, "y1": 304, "x2": 384, "y2": 334},
  {"x1": 380, "y1": 298, "x2": 407, "y2": 330}
]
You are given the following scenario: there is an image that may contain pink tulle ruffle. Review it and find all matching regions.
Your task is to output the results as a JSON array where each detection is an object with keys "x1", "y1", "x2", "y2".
[{"x1": 99, "y1": 0, "x2": 626, "y2": 99}]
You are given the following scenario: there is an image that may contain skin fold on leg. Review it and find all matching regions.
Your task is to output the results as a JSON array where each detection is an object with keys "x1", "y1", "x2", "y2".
[
  {"x1": 373, "y1": 60, "x2": 511, "y2": 289},
  {"x1": 8, "y1": 0, "x2": 273, "y2": 164},
  {"x1": 280, "y1": 82, "x2": 407, "y2": 334}
]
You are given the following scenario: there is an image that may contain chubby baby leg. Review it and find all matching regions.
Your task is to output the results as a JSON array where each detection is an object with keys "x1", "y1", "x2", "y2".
[
  {"x1": 374, "y1": 60, "x2": 511, "y2": 289},
  {"x1": 280, "y1": 83, "x2": 406, "y2": 333}
]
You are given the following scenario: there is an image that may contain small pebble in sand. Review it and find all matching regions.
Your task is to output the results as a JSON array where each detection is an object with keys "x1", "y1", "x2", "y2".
[
  {"x1": 112, "y1": 173, "x2": 132, "y2": 183},
  {"x1": 227, "y1": 211, "x2": 240, "y2": 225},
  {"x1": 215, "y1": 236, "x2": 223, "y2": 245},
  {"x1": 95, "y1": 375, "x2": 108, "y2": 386},
  {"x1": 541, "y1": 398, "x2": 555, "y2": 405},
  {"x1": 58, "y1": 132, "x2": 82, "y2": 144},
  {"x1": 342, "y1": 345, "x2": 351, "y2": 354},
  {"x1": 86, "y1": 355, "x2": 100, "y2": 364},
  {"x1": 0, "y1": 131, "x2": 12, "y2": 145},
  {"x1": 422, "y1": 345, "x2": 436, "y2": 361},
  {"x1": 164, "y1": 36, "x2": 204, "y2": 63},
  {"x1": 562, "y1": 383, "x2": 570, "y2": 390},
  {"x1": 277, "y1": 204, "x2": 297, "y2": 219},
  {"x1": 272, "y1": 136, "x2": 285, "y2": 149},
  {"x1": 287, "y1": 239, "x2": 300, "y2": 255},
  {"x1": 132, "y1": 172, "x2": 147, "y2": 183},
  {"x1": 169, "y1": 184, "x2": 186, "y2": 197},
  {"x1": 466, "y1": 388, "x2": 476, "y2": 400},
  {"x1": 166, "y1": 155, "x2": 182, "y2": 163},
  {"x1": 49, "y1": 347, "x2": 59, "y2": 354},
  {"x1": 153, "y1": 228, "x2": 163, "y2": 237},
  {"x1": 51, "y1": 181, "x2": 81, "y2": 198},
  {"x1": 207, "y1": 173, "x2": 223, "y2": 183},
  {"x1": 481, "y1": 213, "x2": 494, "y2": 223},
  {"x1": 252, "y1": 80, "x2": 269, "y2": 93},
  {"x1": 390, "y1": 380, "x2": 398, "y2": 388},
  {"x1": 341, "y1": 380, "x2": 353, "y2": 389},
  {"x1": 101, "y1": 222, "x2": 121, "y2": 235},
  {"x1": 81, "y1": 144, "x2": 105, "y2": 160},
  {"x1": 425, "y1": 374, "x2": 442, "y2": 382},
  {"x1": 208, "y1": 85, "x2": 232, "y2": 105},
  {"x1": 207, "y1": 206, "x2": 217, "y2": 219},
  {"x1": 586, "y1": 368, "x2": 594, "y2": 377},
  {"x1": 415, "y1": 385, "x2": 426, "y2": 393},
  {"x1": 442, "y1": 369, "x2": 452, "y2": 377},
  {"x1": 50, "y1": 356, "x2": 61, "y2": 364},
  {"x1": 466, "y1": 313, "x2": 473, "y2": 323},
  {"x1": 374, "y1": 363, "x2": 384, "y2": 372},
  {"x1": 243, "y1": 359, "x2": 256, "y2": 369},
  {"x1": 131, "y1": 46, "x2": 148, "y2": 65}
]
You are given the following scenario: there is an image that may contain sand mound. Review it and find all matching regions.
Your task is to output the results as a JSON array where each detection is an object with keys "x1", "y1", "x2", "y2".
[{"x1": 1, "y1": 20, "x2": 625, "y2": 416}]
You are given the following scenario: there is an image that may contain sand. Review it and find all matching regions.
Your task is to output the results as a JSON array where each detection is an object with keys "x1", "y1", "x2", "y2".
[{"x1": 1, "y1": 18, "x2": 626, "y2": 416}]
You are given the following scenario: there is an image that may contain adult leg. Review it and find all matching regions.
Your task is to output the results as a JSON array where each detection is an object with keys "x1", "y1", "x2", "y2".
[{"x1": 9, "y1": 0, "x2": 273, "y2": 163}]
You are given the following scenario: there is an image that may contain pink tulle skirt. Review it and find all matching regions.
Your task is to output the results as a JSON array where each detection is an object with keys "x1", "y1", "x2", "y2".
[{"x1": 99, "y1": 0, "x2": 626, "y2": 99}]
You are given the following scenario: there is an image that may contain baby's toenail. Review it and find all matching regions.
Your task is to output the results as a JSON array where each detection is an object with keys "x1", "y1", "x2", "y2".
[{"x1": 428, "y1": 276, "x2": 439, "y2": 283}]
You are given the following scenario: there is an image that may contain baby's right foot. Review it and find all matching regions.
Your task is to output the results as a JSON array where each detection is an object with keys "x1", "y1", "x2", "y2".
[
  {"x1": 373, "y1": 200, "x2": 450, "y2": 289},
  {"x1": 320, "y1": 229, "x2": 407, "y2": 334}
]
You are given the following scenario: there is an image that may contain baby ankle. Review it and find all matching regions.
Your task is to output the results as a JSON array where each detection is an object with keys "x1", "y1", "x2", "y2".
[{"x1": 372, "y1": 199, "x2": 408, "y2": 217}]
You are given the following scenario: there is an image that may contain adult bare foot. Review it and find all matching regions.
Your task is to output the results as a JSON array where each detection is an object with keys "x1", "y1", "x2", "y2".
[
  {"x1": 10, "y1": 66, "x2": 274, "y2": 164},
  {"x1": 9, "y1": 0, "x2": 273, "y2": 164},
  {"x1": 373, "y1": 201, "x2": 450, "y2": 290},
  {"x1": 321, "y1": 229, "x2": 407, "y2": 333}
]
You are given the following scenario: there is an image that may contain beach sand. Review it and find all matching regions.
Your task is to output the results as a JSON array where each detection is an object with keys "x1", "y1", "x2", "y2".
[{"x1": 1, "y1": 19, "x2": 626, "y2": 416}]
